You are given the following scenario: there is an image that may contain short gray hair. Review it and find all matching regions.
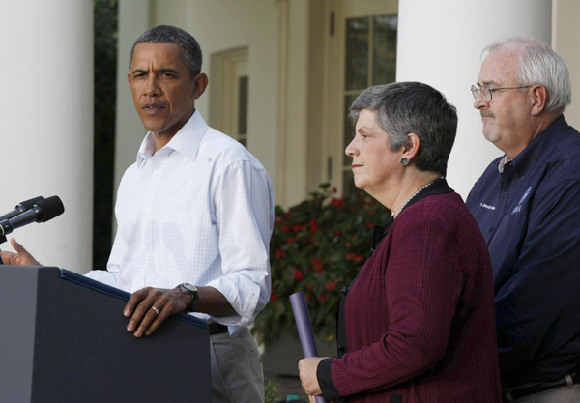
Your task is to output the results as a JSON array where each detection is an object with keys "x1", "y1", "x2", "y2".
[
  {"x1": 483, "y1": 37, "x2": 571, "y2": 114},
  {"x1": 350, "y1": 81, "x2": 457, "y2": 176},
  {"x1": 129, "y1": 25, "x2": 202, "y2": 78}
]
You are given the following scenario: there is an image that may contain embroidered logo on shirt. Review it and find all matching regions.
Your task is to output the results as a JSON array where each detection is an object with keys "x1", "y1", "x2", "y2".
[
  {"x1": 511, "y1": 187, "x2": 532, "y2": 215},
  {"x1": 479, "y1": 203, "x2": 496, "y2": 211}
]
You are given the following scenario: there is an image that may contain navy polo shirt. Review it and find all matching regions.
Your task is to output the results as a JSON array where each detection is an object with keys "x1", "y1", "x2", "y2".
[{"x1": 467, "y1": 115, "x2": 580, "y2": 387}]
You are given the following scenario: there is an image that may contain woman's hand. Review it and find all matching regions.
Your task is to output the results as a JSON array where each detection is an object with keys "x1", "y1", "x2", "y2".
[{"x1": 299, "y1": 357, "x2": 325, "y2": 396}]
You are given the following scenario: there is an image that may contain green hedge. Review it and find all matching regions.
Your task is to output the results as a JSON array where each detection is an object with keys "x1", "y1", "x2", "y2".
[{"x1": 253, "y1": 184, "x2": 390, "y2": 344}]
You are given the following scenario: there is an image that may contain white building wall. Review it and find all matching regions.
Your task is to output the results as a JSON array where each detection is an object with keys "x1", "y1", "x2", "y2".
[
  {"x1": 114, "y1": 1, "x2": 152, "y2": 215},
  {"x1": 277, "y1": 0, "x2": 310, "y2": 208}
]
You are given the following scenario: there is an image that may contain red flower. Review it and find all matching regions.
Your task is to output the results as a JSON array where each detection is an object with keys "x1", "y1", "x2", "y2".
[
  {"x1": 309, "y1": 219, "x2": 320, "y2": 235},
  {"x1": 325, "y1": 280, "x2": 338, "y2": 291},
  {"x1": 275, "y1": 249, "x2": 286, "y2": 258},
  {"x1": 294, "y1": 269, "x2": 305, "y2": 280},
  {"x1": 271, "y1": 291, "x2": 278, "y2": 301},
  {"x1": 282, "y1": 225, "x2": 291, "y2": 234},
  {"x1": 346, "y1": 252, "x2": 364, "y2": 262},
  {"x1": 311, "y1": 257, "x2": 323, "y2": 273},
  {"x1": 331, "y1": 197, "x2": 344, "y2": 208},
  {"x1": 292, "y1": 223, "x2": 305, "y2": 232},
  {"x1": 319, "y1": 291, "x2": 329, "y2": 302}
]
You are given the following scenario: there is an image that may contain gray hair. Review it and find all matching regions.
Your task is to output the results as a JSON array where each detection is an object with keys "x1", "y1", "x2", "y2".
[
  {"x1": 129, "y1": 25, "x2": 202, "y2": 78},
  {"x1": 483, "y1": 37, "x2": 571, "y2": 114},
  {"x1": 350, "y1": 81, "x2": 457, "y2": 176}
]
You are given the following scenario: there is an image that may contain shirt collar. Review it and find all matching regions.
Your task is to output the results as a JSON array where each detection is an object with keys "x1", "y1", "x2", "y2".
[
  {"x1": 497, "y1": 114, "x2": 568, "y2": 176},
  {"x1": 497, "y1": 155, "x2": 509, "y2": 173},
  {"x1": 136, "y1": 110, "x2": 208, "y2": 166}
]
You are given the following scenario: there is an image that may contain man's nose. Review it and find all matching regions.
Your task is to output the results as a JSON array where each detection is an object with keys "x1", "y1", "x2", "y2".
[
  {"x1": 473, "y1": 96, "x2": 489, "y2": 110},
  {"x1": 144, "y1": 75, "x2": 161, "y2": 97}
]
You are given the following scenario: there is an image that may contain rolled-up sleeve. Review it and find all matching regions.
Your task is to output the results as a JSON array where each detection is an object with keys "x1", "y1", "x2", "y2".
[{"x1": 207, "y1": 159, "x2": 274, "y2": 329}]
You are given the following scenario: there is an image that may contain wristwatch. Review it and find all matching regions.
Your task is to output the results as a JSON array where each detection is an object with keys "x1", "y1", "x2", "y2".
[{"x1": 178, "y1": 283, "x2": 199, "y2": 312}]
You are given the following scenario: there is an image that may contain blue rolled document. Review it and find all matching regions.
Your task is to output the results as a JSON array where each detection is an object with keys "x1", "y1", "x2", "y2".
[{"x1": 290, "y1": 291, "x2": 327, "y2": 403}]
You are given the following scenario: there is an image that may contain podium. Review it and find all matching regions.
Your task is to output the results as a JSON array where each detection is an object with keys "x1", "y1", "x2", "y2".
[{"x1": 0, "y1": 266, "x2": 211, "y2": 402}]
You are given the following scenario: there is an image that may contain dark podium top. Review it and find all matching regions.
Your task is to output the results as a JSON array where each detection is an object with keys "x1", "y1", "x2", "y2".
[{"x1": 0, "y1": 266, "x2": 210, "y2": 403}]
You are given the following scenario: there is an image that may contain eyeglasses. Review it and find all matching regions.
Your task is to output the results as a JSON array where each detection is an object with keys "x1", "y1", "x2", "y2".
[{"x1": 471, "y1": 84, "x2": 531, "y2": 102}]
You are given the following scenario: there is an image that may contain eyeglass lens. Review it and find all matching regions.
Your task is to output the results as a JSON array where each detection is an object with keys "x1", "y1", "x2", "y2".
[{"x1": 471, "y1": 85, "x2": 490, "y2": 101}]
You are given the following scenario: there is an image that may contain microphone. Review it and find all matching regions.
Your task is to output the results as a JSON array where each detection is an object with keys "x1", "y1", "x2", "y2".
[
  {"x1": 0, "y1": 196, "x2": 65, "y2": 237},
  {"x1": 0, "y1": 196, "x2": 44, "y2": 221}
]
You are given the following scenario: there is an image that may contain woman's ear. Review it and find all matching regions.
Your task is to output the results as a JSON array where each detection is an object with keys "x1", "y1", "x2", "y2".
[{"x1": 401, "y1": 132, "x2": 420, "y2": 160}]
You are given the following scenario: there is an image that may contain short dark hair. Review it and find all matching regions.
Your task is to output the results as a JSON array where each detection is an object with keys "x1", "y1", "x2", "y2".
[
  {"x1": 129, "y1": 25, "x2": 202, "y2": 78},
  {"x1": 350, "y1": 81, "x2": 457, "y2": 176}
]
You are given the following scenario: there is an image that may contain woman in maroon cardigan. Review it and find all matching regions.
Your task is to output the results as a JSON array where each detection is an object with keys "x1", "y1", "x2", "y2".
[{"x1": 299, "y1": 82, "x2": 501, "y2": 402}]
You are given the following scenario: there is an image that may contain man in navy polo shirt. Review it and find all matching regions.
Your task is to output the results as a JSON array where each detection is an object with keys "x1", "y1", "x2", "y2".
[{"x1": 467, "y1": 37, "x2": 580, "y2": 402}]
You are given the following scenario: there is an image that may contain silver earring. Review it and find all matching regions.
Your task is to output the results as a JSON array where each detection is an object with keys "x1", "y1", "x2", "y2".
[{"x1": 400, "y1": 157, "x2": 409, "y2": 166}]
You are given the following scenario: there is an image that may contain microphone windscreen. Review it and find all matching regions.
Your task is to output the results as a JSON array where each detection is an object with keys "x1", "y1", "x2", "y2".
[
  {"x1": 37, "y1": 196, "x2": 65, "y2": 222},
  {"x1": 18, "y1": 196, "x2": 44, "y2": 210}
]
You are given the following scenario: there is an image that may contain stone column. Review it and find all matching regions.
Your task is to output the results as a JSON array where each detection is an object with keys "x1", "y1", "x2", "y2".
[{"x1": 0, "y1": 1, "x2": 94, "y2": 272}]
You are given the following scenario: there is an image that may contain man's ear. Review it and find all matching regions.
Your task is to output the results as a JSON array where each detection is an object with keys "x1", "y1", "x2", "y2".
[
  {"x1": 530, "y1": 84, "x2": 548, "y2": 116},
  {"x1": 192, "y1": 73, "x2": 209, "y2": 100}
]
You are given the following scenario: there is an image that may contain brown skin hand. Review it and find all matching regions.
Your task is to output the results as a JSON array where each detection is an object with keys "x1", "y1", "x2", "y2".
[
  {"x1": 124, "y1": 285, "x2": 236, "y2": 338},
  {"x1": 0, "y1": 238, "x2": 41, "y2": 266}
]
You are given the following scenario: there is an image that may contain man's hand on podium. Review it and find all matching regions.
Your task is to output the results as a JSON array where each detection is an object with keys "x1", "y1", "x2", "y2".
[
  {"x1": 124, "y1": 286, "x2": 191, "y2": 338},
  {"x1": 124, "y1": 285, "x2": 235, "y2": 338},
  {"x1": 0, "y1": 238, "x2": 42, "y2": 266}
]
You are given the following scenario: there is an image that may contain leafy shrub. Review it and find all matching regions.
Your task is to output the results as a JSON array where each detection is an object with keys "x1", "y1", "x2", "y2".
[
  {"x1": 253, "y1": 184, "x2": 390, "y2": 344},
  {"x1": 265, "y1": 378, "x2": 282, "y2": 403}
]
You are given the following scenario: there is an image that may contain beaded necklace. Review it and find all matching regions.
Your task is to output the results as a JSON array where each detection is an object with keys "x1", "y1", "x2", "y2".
[{"x1": 392, "y1": 178, "x2": 442, "y2": 217}]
